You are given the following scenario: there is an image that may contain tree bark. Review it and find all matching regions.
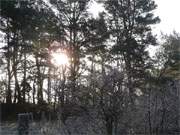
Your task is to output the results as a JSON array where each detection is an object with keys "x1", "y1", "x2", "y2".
[
  {"x1": 105, "y1": 116, "x2": 113, "y2": 135},
  {"x1": 35, "y1": 55, "x2": 44, "y2": 104},
  {"x1": 6, "y1": 21, "x2": 12, "y2": 104}
]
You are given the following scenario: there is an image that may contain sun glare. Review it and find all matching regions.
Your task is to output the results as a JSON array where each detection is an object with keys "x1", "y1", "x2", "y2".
[{"x1": 51, "y1": 52, "x2": 69, "y2": 66}]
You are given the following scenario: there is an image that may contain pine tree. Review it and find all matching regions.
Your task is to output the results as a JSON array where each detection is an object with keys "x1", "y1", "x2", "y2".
[{"x1": 103, "y1": 0, "x2": 160, "y2": 101}]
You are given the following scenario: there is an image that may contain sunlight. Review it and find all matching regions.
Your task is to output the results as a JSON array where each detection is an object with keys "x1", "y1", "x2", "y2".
[{"x1": 51, "y1": 52, "x2": 69, "y2": 66}]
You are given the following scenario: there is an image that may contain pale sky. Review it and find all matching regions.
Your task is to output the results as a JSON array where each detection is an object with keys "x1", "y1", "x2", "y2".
[{"x1": 154, "y1": 0, "x2": 180, "y2": 35}]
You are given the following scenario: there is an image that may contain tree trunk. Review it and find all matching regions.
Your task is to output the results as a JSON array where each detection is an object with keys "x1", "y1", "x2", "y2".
[
  {"x1": 33, "y1": 83, "x2": 36, "y2": 104},
  {"x1": 178, "y1": 80, "x2": 180, "y2": 133},
  {"x1": 22, "y1": 47, "x2": 27, "y2": 103},
  {"x1": 106, "y1": 116, "x2": 113, "y2": 135},
  {"x1": 13, "y1": 50, "x2": 22, "y2": 103},
  {"x1": 47, "y1": 67, "x2": 51, "y2": 103},
  {"x1": 148, "y1": 89, "x2": 152, "y2": 135},
  {"x1": 6, "y1": 23, "x2": 12, "y2": 104},
  {"x1": 113, "y1": 118, "x2": 118, "y2": 135},
  {"x1": 35, "y1": 56, "x2": 43, "y2": 104}
]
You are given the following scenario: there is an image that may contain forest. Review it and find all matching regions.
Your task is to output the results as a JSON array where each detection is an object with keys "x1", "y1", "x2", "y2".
[{"x1": 0, "y1": 0, "x2": 180, "y2": 135}]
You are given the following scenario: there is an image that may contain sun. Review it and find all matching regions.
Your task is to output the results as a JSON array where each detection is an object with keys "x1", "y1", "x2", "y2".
[{"x1": 51, "y1": 52, "x2": 69, "y2": 66}]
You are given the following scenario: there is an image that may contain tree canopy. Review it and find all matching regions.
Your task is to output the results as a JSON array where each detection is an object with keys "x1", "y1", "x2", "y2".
[{"x1": 0, "y1": 0, "x2": 179, "y2": 135}]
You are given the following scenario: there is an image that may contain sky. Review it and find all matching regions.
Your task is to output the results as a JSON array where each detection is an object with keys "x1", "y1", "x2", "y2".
[{"x1": 153, "y1": 0, "x2": 180, "y2": 35}]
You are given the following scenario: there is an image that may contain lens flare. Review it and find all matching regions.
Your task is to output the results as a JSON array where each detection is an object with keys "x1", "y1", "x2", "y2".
[{"x1": 51, "y1": 52, "x2": 68, "y2": 66}]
